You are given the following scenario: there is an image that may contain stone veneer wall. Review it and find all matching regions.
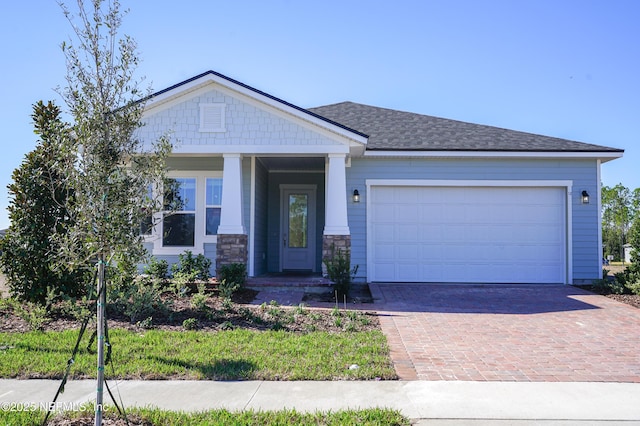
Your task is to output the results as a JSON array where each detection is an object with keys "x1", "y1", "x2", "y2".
[
  {"x1": 321, "y1": 234, "x2": 351, "y2": 276},
  {"x1": 216, "y1": 234, "x2": 248, "y2": 278}
]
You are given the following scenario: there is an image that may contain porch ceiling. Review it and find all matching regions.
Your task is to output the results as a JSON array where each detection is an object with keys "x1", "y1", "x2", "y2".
[{"x1": 258, "y1": 157, "x2": 325, "y2": 171}]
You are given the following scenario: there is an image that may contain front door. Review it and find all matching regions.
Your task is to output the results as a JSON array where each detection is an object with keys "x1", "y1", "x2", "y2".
[{"x1": 280, "y1": 185, "x2": 316, "y2": 271}]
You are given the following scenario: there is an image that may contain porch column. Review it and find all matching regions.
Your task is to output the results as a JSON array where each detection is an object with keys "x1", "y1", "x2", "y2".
[
  {"x1": 323, "y1": 154, "x2": 351, "y2": 274},
  {"x1": 216, "y1": 153, "x2": 247, "y2": 276},
  {"x1": 218, "y1": 153, "x2": 245, "y2": 234},
  {"x1": 324, "y1": 154, "x2": 350, "y2": 235}
]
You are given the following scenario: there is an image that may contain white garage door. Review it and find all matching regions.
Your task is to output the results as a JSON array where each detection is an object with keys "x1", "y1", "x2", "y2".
[{"x1": 368, "y1": 186, "x2": 566, "y2": 283}]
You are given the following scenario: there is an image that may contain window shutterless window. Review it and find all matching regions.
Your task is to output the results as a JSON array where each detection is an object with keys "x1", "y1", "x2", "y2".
[
  {"x1": 140, "y1": 184, "x2": 154, "y2": 236},
  {"x1": 205, "y1": 178, "x2": 223, "y2": 235},
  {"x1": 162, "y1": 178, "x2": 196, "y2": 247}
]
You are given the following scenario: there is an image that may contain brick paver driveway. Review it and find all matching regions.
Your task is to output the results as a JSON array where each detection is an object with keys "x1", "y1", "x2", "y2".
[{"x1": 370, "y1": 284, "x2": 640, "y2": 382}]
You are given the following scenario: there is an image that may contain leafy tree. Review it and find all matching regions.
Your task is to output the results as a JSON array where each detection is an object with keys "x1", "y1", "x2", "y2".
[
  {"x1": 54, "y1": 1, "x2": 171, "y2": 423},
  {"x1": 55, "y1": 0, "x2": 171, "y2": 271},
  {"x1": 602, "y1": 184, "x2": 632, "y2": 261},
  {"x1": 0, "y1": 101, "x2": 90, "y2": 303},
  {"x1": 629, "y1": 214, "x2": 640, "y2": 263}
]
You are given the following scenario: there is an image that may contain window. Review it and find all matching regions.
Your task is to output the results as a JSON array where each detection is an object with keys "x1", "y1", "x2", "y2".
[
  {"x1": 162, "y1": 178, "x2": 196, "y2": 247},
  {"x1": 206, "y1": 178, "x2": 223, "y2": 235},
  {"x1": 140, "y1": 184, "x2": 153, "y2": 236}
]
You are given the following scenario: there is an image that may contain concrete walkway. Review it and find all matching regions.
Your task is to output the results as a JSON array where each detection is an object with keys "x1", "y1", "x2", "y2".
[{"x1": 2, "y1": 379, "x2": 640, "y2": 424}]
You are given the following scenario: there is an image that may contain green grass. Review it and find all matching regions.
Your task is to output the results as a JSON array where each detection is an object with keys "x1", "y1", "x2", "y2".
[
  {"x1": 0, "y1": 406, "x2": 410, "y2": 426},
  {"x1": 0, "y1": 329, "x2": 396, "y2": 380}
]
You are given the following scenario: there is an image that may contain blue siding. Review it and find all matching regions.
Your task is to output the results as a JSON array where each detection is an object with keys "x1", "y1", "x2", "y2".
[{"x1": 346, "y1": 157, "x2": 600, "y2": 283}]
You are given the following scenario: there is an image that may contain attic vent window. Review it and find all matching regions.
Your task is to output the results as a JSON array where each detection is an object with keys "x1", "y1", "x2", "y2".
[{"x1": 199, "y1": 103, "x2": 226, "y2": 132}]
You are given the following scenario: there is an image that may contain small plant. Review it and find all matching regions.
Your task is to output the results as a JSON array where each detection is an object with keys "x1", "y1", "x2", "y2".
[
  {"x1": 144, "y1": 257, "x2": 169, "y2": 281},
  {"x1": 344, "y1": 322, "x2": 357, "y2": 332},
  {"x1": 16, "y1": 302, "x2": 48, "y2": 331},
  {"x1": 333, "y1": 316, "x2": 343, "y2": 328},
  {"x1": 221, "y1": 297, "x2": 233, "y2": 311},
  {"x1": 359, "y1": 314, "x2": 371, "y2": 326},
  {"x1": 218, "y1": 320, "x2": 234, "y2": 330},
  {"x1": 182, "y1": 317, "x2": 198, "y2": 330},
  {"x1": 294, "y1": 303, "x2": 308, "y2": 316},
  {"x1": 137, "y1": 316, "x2": 154, "y2": 329},
  {"x1": 122, "y1": 279, "x2": 168, "y2": 323},
  {"x1": 172, "y1": 250, "x2": 212, "y2": 282},
  {"x1": 218, "y1": 263, "x2": 246, "y2": 287},
  {"x1": 323, "y1": 245, "x2": 358, "y2": 299},
  {"x1": 191, "y1": 292, "x2": 208, "y2": 312},
  {"x1": 218, "y1": 279, "x2": 240, "y2": 300}
]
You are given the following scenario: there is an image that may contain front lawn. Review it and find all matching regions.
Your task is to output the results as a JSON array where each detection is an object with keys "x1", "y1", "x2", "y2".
[
  {"x1": 1, "y1": 406, "x2": 410, "y2": 426},
  {"x1": 0, "y1": 328, "x2": 396, "y2": 380}
]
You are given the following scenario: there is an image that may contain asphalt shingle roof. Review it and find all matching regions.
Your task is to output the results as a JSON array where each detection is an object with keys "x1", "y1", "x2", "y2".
[{"x1": 308, "y1": 101, "x2": 623, "y2": 153}]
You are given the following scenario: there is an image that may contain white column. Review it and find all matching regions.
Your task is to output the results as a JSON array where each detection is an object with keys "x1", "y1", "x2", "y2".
[
  {"x1": 324, "y1": 153, "x2": 350, "y2": 235},
  {"x1": 217, "y1": 153, "x2": 246, "y2": 235}
]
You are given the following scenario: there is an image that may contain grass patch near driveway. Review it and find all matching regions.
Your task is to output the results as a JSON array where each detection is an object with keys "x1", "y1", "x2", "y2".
[
  {"x1": 0, "y1": 328, "x2": 396, "y2": 380},
  {"x1": 1, "y1": 406, "x2": 409, "y2": 426}
]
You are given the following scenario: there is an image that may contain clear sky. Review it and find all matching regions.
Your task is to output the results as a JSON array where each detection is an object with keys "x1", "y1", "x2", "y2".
[{"x1": 1, "y1": 0, "x2": 638, "y2": 229}]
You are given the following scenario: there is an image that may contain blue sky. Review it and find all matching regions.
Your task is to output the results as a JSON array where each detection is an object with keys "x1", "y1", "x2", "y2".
[{"x1": 1, "y1": 0, "x2": 638, "y2": 229}]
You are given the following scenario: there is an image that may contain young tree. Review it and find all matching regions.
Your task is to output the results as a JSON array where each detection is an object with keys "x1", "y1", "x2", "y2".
[
  {"x1": 602, "y1": 184, "x2": 632, "y2": 261},
  {"x1": 56, "y1": 1, "x2": 171, "y2": 423},
  {"x1": 0, "y1": 101, "x2": 90, "y2": 303}
]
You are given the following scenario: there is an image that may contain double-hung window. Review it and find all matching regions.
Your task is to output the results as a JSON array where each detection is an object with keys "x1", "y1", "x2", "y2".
[
  {"x1": 162, "y1": 177, "x2": 196, "y2": 247},
  {"x1": 150, "y1": 173, "x2": 224, "y2": 254},
  {"x1": 206, "y1": 178, "x2": 223, "y2": 235}
]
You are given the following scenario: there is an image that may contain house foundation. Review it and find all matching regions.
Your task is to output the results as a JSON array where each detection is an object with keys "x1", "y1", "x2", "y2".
[{"x1": 322, "y1": 234, "x2": 351, "y2": 276}]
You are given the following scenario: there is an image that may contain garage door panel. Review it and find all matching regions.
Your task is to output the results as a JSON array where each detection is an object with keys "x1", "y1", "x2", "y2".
[{"x1": 369, "y1": 186, "x2": 566, "y2": 283}]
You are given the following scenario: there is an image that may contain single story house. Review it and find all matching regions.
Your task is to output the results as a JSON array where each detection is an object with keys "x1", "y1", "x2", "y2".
[{"x1": 139, "y1": 70, "x2": 623, "y2": 284}]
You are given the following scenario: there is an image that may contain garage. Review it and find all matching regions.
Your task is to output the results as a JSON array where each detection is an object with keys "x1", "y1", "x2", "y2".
[{"x1": 368, "y1": 184, "x2": 567, "y2": 283}]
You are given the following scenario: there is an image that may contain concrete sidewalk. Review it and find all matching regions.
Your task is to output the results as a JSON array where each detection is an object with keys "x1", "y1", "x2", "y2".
[{"x1": 2, "y1": 379, "x2": 640, "y2": 424}]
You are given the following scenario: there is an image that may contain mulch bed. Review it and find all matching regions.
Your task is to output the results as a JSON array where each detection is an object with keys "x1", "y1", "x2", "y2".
[{"x1": 0, "y1": 288, "x2": 380, "y2": 334}]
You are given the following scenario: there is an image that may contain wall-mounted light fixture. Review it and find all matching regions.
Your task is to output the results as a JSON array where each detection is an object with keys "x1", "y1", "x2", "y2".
[
  {"x1": 353, "y1": 189, "x2": 360, "y2": 203},
  {"x1": 581, "y1": 190, "x2": 590, "y2": 204}
]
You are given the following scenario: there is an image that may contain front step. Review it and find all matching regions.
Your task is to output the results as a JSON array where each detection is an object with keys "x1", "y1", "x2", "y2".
[{"x1": 246, "y1": 274, "x2": 332, "y2": 293}]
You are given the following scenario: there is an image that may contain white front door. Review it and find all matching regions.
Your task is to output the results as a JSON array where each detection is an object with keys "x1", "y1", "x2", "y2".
[{"x1": 281, "y1": 185, "x2": 317, "y2": 271}]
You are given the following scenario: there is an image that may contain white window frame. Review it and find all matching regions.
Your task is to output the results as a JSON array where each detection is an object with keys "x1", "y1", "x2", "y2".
[
  {"x1": 150, "y1": 171, "x2": 223, "y2": 255},
  {"x1": 205, "y1": 177, "x2": 223, "y2": 237}
]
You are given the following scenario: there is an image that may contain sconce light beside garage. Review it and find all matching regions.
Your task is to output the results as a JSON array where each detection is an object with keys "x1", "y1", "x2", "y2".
[
  {"x1": 581, "y1": 190, "x2": 590, "y2": 204},
  {"x1": 352, "y1": 189, "x2": 360, "y2": 203}
]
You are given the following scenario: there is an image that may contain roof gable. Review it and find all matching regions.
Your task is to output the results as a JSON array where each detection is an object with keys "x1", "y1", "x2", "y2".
[{"x1": 143, "y1": 71, "x2": 368, "y2": 144}]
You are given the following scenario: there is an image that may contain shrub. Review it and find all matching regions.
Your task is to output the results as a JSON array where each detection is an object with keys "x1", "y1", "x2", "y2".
[
  {"x1": 219, "y1": 263, "x2": 247, "y2": 287},
  {"x1": 107, "y1": 276, "x2": 168, "y2": 323},
  {"x1": 218, "y1": 279, "x2": 240, "y2": 300},
  {"x1": 0, "y1": 101, "x2": 91, "y2": 303},
  {"x1": 144, "y1": 257, "x2": 169, "y2": 280},
  {"x1": 191, "y1": 283, "x2": 209, "y2": 311},
  {"x1": 172, "y1": 251, "x2": 211, "y2": 282},
  {"x1": 15, "y1": 302, "x2": 48, "y2": 331},
  {"x1": 182, "y1": 317, "x2": 198, "y2": 330},
  {"x1": 323, "y1": 245, "x2": 358, "y2": 298}
]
